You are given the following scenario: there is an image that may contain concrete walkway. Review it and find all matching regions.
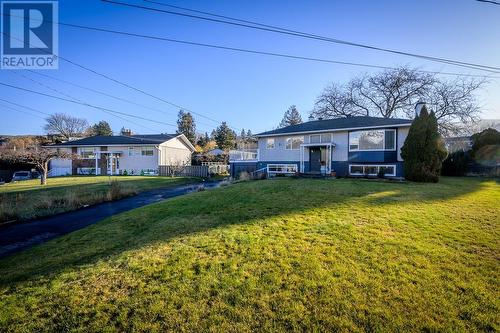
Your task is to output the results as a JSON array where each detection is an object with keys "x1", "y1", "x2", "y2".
[{"x1": 0, "y1": 181, "x2": 220, "y2": 258}]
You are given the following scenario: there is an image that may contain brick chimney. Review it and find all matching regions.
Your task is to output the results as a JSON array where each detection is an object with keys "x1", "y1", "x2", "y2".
[{"x1": 120, "y1": 128, "x2": 133, "y2": 136}]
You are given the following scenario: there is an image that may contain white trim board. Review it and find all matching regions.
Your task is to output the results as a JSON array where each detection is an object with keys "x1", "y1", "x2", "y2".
[{"x1": 256, "y1": 123, "x2": 411, "y2": 138}]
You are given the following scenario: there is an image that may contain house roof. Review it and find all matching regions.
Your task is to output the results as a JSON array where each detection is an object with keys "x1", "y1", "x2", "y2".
[
  {"x1": 256, "y1": 116, "x2": 413, "y2": 137},
  {"x1": 50, "y1": 134, "x2": 178, "y2": 147}
]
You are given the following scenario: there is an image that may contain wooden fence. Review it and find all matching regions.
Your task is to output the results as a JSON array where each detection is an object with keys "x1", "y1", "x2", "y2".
[{"x1": 158, "y1": 165, "x2": 209, "y2": 177}]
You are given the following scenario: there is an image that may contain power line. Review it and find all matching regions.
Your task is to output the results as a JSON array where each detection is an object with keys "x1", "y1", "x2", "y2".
[
  {"x1": 0, "y1": 102, "x2": 46, "y2": 120},
  {"x1": 24, "y1": 70, "x2": 219, "y2": 130},
  {"x1": 0, "y1": 98, "x2": 51, "y2": 116},
  {"x1": 0, "y1": 82, "x2": 181, "y2": 129},
  {"x1": 11, "y1": 71, "x2": 159, "y2": 132},
  {"x1": 476, "y1": 0, "x2": 500, "y2": 5},
  {"x1": 2, "y1": 21, "x2": 494, "y2": 80},
  {"x1": 141, "y1": 0, "x2": 500, "y2": 73},
  {"x1": 0, "y1": 26, "x2": 234, "y2": 131},
  {"x1": 101, "y1": 0, "x2": 500, "y2": 73}
]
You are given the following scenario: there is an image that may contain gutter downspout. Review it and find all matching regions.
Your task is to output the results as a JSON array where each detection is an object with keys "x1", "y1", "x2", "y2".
[{"x1": 155, "y1": 146, "x2": 161, "y2": 175}]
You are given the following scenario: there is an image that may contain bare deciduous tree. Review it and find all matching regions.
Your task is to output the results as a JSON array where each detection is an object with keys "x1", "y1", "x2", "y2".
[
  {"x1": 422, "y1": 78, "x2": 487, "y2": 136},
  {"x1": 351, "y1": 67, "x2": 436, "y2": 118},
  {"x1": 312, "y1": 82, "x2": 367, "y2": 119},
  {"x1": 311, "y1": 66, "x2": 487, "y2": 135},
  {"x1": 44, "y1": 113, "x2": 89, "y2": 140},
  {"x1": 0, "y1": 147, "x2": 73, "y2": 185}
]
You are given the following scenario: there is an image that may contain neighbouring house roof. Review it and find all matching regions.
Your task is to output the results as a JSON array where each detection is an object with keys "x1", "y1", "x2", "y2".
[
  {"x1": 49, "y1": 134, "x2": 179, "y2": 147},
  {"x1": 205, "y1": 148, "x2": 225, "y2": 156},
  {"x1": 256, "y1": 116, "x2": 413, "y2": 137}
]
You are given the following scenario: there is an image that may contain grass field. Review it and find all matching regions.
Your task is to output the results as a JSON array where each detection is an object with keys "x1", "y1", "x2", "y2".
[
  {"x1": 0, "y1": 176, "x2": 196, "y2": 223},
  {"x1": 0, "y1": 177, "x2": 498, "y2": 332}
]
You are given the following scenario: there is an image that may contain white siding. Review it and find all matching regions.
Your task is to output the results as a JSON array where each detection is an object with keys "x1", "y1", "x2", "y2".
[
  {"x1": 48, "y1": 157, "x2": 72, "y2": 176},
  {"x1": 47, "y1": 136, "x2": 193, "y2": 175},
  {"x1": 118, "y1": 145, "x2": 158, "y2": 173},
  {"x1": 158, "y1": 137, "x2": 192, "y2": 166},
  {"x1": 397, "y1": 127, "x2": 409, "y2": 161}
]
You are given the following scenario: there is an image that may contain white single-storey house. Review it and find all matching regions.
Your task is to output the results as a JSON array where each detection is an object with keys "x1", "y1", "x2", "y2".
[
  {"x1": 230, "y1": 116, "x2": 413, "y2": 178},
  {"x1": 49, "y1": 134, "x2": 195, "y2": 176}
]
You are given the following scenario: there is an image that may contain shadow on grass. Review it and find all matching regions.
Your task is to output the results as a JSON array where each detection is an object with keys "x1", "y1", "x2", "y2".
[{"x1": 0, "y1": 176, "x2": 492, "y2": 287}]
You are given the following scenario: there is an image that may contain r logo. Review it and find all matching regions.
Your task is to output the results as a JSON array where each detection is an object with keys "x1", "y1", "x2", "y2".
[{"x1": 1, "y1": 1, "x2": 58, "y2": 69}]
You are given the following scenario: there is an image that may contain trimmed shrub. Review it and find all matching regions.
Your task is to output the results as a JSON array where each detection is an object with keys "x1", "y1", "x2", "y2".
[{"x1": 401, "y1": 106, "x2": 448, "y2": 182}]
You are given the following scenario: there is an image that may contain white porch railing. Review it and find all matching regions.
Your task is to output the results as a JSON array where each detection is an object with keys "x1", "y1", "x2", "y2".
[
  {"x1": 229, "y1": 149, "x2": 258, "y2": 161},
  {"x1": 267, "y1": 164, "x2": 298, "y2": 175}
]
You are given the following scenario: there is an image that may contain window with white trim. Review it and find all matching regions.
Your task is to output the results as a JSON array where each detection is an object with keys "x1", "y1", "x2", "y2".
[
  {"x1": 349, "y1": 129, "x2": 396, "y2": 151},
  {"x1": 285, "y1": 136, "x2": 303, "y2": 150},
  {"x1": 141, "y1": 146, "x2": 154, "y2": 156},
  {"x1": 266, "y1": 138, "x2": 275, "y2": 149},
  {"x1": 128, "y1": 147, "x2": 137, "y2": 156},
  {"x1": 79, "y1": 147, "x2": 96, "y2": 159},
  {"x1": 309, "y1": 133, "x2": 332, "y2": 144},
  {"x1": 321, "y1": 133, "x2": 332, "y2": 143},
  {"x1": 310, "y1": 134, "x2": 321, "y2": 144},
  {"x1": 349, "y1": 164, "x2": 396, "y2": 176}
]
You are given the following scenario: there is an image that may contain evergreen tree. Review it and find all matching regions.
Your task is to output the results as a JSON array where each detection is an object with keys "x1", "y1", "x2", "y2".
[
  {"x1": 214, "y1": 122, "x2": 236, "y2": 151},
  {"x1": 196, "y1": 132, "x2": 211, "y2": 147},
  {"x1": 279, "y1": 105, "x2": 303, "y2": 128},
  {"x1": 90, "y1": 121, "x2": 113, "y2": 136},
  {"x1": 176, "y1": 110, "x2": 196, "y2": 144},
  {"x1": 240, "y1": 129, "x2": 246, "y2": 141},
  {"x1": 471, "y1": 128, "x2": 500, "y2": 155},
  {"x1": 246, "y1": 129, "x2": 252, "y2": 138},
  {"x1": 401, "y1": 105, "x2": 447, "y2": 182}
]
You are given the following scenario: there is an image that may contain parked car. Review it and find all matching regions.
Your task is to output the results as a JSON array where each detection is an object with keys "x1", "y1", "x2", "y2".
[{"x1": 11, "y1": 171, "x2": 32, "y2": 182}]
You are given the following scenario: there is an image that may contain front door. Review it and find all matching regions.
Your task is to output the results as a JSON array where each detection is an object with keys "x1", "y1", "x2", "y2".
[
  {"x1": 107, "y1": 154, "x2": 118, "y2": 175},
  {"x1": 309, "y1": 148, "x2": 322, "y2": 173}
]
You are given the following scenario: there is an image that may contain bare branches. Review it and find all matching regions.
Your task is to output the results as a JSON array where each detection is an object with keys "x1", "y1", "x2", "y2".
[
  {"x1": 423, "y1": 78, "x2": 487, "y2": 136},
  {"x1": 353, "y1": 67, "x2": 436, "y2": 118},
  {"x1": 44, "y1": 113, "x2": 89, "y2": 140},
  {"x1": 310, "y1": 66, "x2": 488, "y2": 135},
  {"x1": 312, "y1": 82, "x2": 367, "y2": 119}
]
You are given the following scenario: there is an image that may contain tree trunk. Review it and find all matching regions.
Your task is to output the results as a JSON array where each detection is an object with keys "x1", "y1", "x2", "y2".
[{"x1": 40, "y1": 161, "x2": 48, "y2": 185}]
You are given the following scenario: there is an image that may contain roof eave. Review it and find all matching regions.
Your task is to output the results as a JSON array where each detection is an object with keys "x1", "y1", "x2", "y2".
[{"x1": 256, "y1": 123, "x2": 412, "y2": 138}]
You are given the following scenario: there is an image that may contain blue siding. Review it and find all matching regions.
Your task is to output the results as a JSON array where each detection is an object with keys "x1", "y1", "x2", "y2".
[
  {"x1": 230, "y1": 162, "x2": 257, "y2": 178},
  {"x1": 348, "y1": 151, "x2": 398, "y2": 163},
  {"x1": 331, "y1": 162, "x2": 349, "y2": 176}
]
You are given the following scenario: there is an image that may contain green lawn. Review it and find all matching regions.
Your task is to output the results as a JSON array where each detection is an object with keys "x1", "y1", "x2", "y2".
[
  {"x1": 0, "y1": 176, "x2": 196, "y2": 223},
  {"x1": 0, "y1": 177, "x2": 498, "y2": 332}
]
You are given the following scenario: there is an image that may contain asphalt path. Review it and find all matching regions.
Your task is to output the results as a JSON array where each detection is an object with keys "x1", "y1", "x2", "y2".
[{"x1": 0, "y1": 181, "x2": 220, "y2": 258}]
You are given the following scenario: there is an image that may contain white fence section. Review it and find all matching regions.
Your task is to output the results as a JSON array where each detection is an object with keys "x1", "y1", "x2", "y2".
[
  {"x1": 267, "y1": 164, "x2": 298, "y2": 175},
  {"x1": 229, "y1": 149, "x2": 258, "y2": 162},
  {"x1": 201, "y1": 162, "x2": 230, "y2": 175}
]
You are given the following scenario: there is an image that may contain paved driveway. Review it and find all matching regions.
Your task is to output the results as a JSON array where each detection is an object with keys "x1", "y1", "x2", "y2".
[{"x1": 0, "y1": 181, "x2": 220, "y2": 258}]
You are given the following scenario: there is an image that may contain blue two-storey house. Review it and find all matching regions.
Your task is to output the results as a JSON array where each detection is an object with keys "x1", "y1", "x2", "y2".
[{"x1": 230, "y1": 116, "x2": 413, "y2": 178}]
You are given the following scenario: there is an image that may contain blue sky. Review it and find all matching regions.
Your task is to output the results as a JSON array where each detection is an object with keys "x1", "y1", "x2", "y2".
[{"x1": 1, "y1": 0, "x2": 499, "y2": 135}]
